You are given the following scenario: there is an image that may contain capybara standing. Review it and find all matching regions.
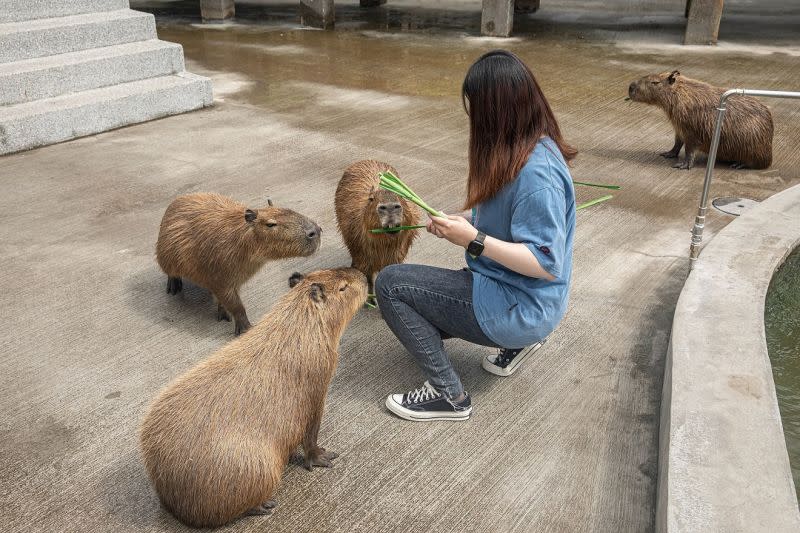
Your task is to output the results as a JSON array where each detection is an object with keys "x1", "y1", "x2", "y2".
[
  {"x1": 156, "y1": 192, "x2": 321, "y2": 334},
  {"x1": 139, "y1": 267, "x2": 367, "y2": 528},
  {"x1": 628, "y1": 70, "x2": 773, "y2": 170},
  {"x1": 335, "y1": 160, "x2": 421, "y2": 295}
]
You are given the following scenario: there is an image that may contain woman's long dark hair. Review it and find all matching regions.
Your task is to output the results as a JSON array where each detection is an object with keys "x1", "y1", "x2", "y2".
[{"x1": 461, "y1": 50, "x2": 577, "y2": 209}]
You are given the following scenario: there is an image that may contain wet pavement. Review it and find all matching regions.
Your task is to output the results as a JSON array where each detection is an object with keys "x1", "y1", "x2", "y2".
[{"x1": 1, "y1": 1, "x2": 799, "y2": 531}]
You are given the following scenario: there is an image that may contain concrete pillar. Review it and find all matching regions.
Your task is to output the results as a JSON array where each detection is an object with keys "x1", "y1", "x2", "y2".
[
  {"x1": 514, "y1": 0, "x2": 540, "y2": 14},
  {"x1": 481, "y1": 0, "x2": 514, "y2": 37},
  {"x1": 360, "y1": 0, "x2": 387, "y2": 6},
  {"x1": 684, "y1": 0, "x2": 724, "y2": 45},
  {"x1": 300, "y1": 0, "x2": 335, "y2": 29},
  {"x1": 200, "y1": 0, "x2": 235, "y2": 21}
]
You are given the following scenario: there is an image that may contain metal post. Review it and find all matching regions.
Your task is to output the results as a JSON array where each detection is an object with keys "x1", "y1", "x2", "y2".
[{"x1": 688, "y1": 88, "x2": 800, "y2": 269}]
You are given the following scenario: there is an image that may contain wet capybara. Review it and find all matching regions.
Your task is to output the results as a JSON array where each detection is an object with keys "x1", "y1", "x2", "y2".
[
  {"x1": 156, "y1": 192, "x2": 321, "y2": 334},
  {"x1": 335, "y1": 160, "x2": 421, "y2": 295},
  {"x1": 628, "y1": 70, "x2": 773, "y2": 170},
  {"x1": 139, "y1": 267, "x2": 368, "y2": 528}
]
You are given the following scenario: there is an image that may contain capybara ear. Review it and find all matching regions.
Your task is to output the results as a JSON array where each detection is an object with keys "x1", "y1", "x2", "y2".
[
  {"x1": 310, "y1": 283, "x2": 326, "y2": 303},
  {"x1": 267, "y1": 197, "x2": 274, "y2": 207},
  {"x1": 289, "y1": 272, "x2": 305, "y2": 288},
  {"x1": 245, "y1": 209, "x2": 257, "y2": 223},
  {"x1": 668, "y1": 70, "x2": 680, "y2": 84}
]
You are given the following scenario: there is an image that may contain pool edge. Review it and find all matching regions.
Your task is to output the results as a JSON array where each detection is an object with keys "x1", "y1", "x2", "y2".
[{"x1": 657, "y1": 183, "x2": 800, "y2": 532}]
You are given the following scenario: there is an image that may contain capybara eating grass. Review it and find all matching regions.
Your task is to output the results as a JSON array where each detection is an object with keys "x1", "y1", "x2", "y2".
[
  {"x1": 139, "y1": 267, "x2": 368, "y2": 528},
  {"x1": 628, "y1": 70, "x2": 773, "y2": 170},
  {"x1": 156, "y1": 192, "x2": 321, "y2": 334},
  {"x1": 335, "y1": 160, "x2": 421, "y2": 295}
]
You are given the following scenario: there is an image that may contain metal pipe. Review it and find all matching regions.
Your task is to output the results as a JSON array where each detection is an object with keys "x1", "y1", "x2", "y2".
[{"x1": 688, "y1": 88, "x2": 800, "y2": 268}]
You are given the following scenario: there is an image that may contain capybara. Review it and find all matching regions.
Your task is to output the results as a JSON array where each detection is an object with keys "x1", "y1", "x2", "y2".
[
  {"x1": 156, "y1": 192, "x2": 321, "y2": 334},
  {"x1": 139, "y1": 267, "x2": 368, "y2": 528},
  {"x1": 334, "y1": 160, "x2": 422, "y2": 295},
  {"x1": 627, "y1": 70, "x2": 773, "y2": 170}
]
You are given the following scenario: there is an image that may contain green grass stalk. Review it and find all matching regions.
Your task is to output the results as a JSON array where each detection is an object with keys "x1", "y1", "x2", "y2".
[{"x1": 577, "y1": 194, "x2": 613, "y2": 210}]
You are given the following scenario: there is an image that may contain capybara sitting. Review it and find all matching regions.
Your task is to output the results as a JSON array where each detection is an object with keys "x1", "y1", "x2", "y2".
[
  {"x1": 628, "y1": 70, "x2": 773, "y2": 170},
  {"x1": 139, "y1": 267, "x2": 367, "y2": 528},
  {"x1": 335, "y1": 160, "x2": 421, "y2": 295},
  {"x1": 156, "y1": 192, "x2": 321, "y2": 334}
]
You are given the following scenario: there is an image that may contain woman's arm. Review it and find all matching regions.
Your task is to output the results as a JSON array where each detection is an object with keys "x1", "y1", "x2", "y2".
[{"x1": 427, "y1": 214, "x2": 556, "y2": 281}]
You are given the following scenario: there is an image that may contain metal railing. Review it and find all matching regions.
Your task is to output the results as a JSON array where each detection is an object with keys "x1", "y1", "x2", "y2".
[{"x1": 688, "y1": 88, "x2": 800, "y2": 268}]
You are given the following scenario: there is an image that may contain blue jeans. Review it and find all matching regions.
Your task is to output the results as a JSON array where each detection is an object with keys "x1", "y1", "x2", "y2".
[{"x1": 375, "y1": 264, "x2": 500, "y2": 399}]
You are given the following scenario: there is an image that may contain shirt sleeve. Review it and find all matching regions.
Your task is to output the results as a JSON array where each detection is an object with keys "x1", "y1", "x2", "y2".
[{"x1": 510, "y1": 187, "x2": 567, "y2": 278}]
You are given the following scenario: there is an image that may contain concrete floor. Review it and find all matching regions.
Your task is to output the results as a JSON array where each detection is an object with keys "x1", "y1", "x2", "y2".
[{"x1": 2, "y1": 1, "x2": 799, "y2": 531}]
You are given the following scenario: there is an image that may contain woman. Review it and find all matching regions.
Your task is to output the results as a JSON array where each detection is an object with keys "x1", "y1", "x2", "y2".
[{"x1": 375, "y1": 50, "x2": 577, "y2": 422}]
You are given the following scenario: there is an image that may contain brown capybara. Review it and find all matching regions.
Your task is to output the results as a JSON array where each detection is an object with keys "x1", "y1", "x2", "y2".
[
  {"x1": 335, "y1": 160, "x2": 422, "y2": 295},
  {"x1": 139, "y1": 267, "x2": 368, "y2": 528},
  {"x1": 156, "y1": 192, "x2": 321, "y2": 335},
  {"x1": 627, "y1": 70, "x2": 773, "y2": 170}
]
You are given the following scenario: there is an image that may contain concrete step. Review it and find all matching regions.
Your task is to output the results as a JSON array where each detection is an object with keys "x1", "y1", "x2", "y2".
[
  {"x1": 0, "y1": 73, "x2": 213, "y2": 155},
  {"x1": 0, "y1": 0, "x2": 130, "y2": 24},
  {"x1": 0, "y1": 9, "x2": 155, "y2": 64},
  {"x1": 0, "y1": 40, "x2": 186, "y2": 106}
]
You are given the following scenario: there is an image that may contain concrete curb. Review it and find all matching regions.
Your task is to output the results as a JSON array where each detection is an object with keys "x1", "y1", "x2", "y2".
[{"x1": 657, "y1": 184, "x2": 800, "y2": 532}]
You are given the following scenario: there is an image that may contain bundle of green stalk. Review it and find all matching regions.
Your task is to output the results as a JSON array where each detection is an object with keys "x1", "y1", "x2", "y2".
[
  {"x1": 369, "y1": 171, "x2": 619, "y2": 234},
  {"x1": 369, "y1": 170, "x2": 442, "y2": 234}
]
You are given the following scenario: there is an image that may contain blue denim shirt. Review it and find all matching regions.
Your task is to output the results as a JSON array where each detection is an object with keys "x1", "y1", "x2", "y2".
[{"x1": 467, "y1": 137, "x2": 575, "y2": 348}]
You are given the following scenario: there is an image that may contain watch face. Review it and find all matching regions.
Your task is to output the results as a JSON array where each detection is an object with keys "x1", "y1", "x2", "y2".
[{"x1": 467, "y1": 240, "x2": 483, "y2": 257}]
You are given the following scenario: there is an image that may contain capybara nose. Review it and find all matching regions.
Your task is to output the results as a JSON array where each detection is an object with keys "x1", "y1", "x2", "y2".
[{"x1": 306, "y1": 224, "x2": 321, "y2": 240}]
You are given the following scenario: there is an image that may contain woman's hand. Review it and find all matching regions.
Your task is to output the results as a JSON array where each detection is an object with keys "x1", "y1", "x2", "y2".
[{"x1": 427, "y1": 213, "x2": 478, "y2": 248}]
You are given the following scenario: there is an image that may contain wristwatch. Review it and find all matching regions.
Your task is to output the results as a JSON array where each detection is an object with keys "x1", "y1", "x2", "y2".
[{"x1": 467, "y1": 231, "x2": 487, "y2": 259}]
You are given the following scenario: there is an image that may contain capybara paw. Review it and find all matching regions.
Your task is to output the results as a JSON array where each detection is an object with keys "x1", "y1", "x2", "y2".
[
  {"x1": 730, "y1": 162, "x2": 747, "y2": 170},
  {"x1": 245, "y1": 500, "x2": 277, "y2": 517},
  {"x1": 234, "y1": 320, "x2": 251, "y2": 336},
  {"x1": 659, "y1": 150, "x2": 679, "y2": 159},
  {"x1": 672, "y1": 160, "x2": 692, "y2": 170},
  {"x1": 304, "y1": 449, "x2": 339, "y2": 470},
  {"x1": 166, "y1": 277, "x2": 182, "y2": 295},
  {"x1": 216, "y1": 305, "x2": 231, "y2": 322}
]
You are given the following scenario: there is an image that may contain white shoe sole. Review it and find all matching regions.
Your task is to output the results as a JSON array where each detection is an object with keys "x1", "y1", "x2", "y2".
[
  {"x1": 481, "y1": 341, "x2": 545, "y2": 377},
  {"x1": 385, "y1": 396, "x2": 471, "y2": 421}
]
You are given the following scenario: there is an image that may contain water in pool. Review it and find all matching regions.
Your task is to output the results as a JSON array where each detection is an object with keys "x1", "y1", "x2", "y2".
[{"x1": 766, "y1": 246, "x2": 800, "y2": 499}]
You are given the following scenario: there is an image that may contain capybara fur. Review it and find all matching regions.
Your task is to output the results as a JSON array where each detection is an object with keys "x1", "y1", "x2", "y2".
[
  {"x1": 139, "y1": 267, "x2": 368, "y2": 528},
  {"x1": 335, "y1": 160, "x2": 421, "y2": 294},
  {"x1": 628, "y1": 71, "x2": 773, "y2": 170},
  {"x1": 156, "y1": 192, "x2": 321, "y2": 334}
]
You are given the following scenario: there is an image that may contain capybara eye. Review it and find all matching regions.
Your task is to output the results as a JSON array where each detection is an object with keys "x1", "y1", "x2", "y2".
[
  {"x1": 378, "y1": 205, "x2": 387, "y2": 210},
  {"x1": 339, "y1": 285, "x2": 348, "y2": 292},
  {"x1": 651, "y1": 81, "x2": 659, "y2": 85},
  {"x1": 265, "y1": 220, "x2": 278, "y2": 227}
]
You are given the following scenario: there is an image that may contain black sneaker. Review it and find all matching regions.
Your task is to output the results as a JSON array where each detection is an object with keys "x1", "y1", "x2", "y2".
[
  {"x1": 482, "y1": 339, "x2": 546, "y2": 377},
  {"x1": 385, "y1": 381, "x2": 472, "y2": 421}
]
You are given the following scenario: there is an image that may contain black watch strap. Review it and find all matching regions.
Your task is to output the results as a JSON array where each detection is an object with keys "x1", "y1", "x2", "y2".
[{"x1": 468, "y1": 231, "x2": 486, "y2": 258}]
